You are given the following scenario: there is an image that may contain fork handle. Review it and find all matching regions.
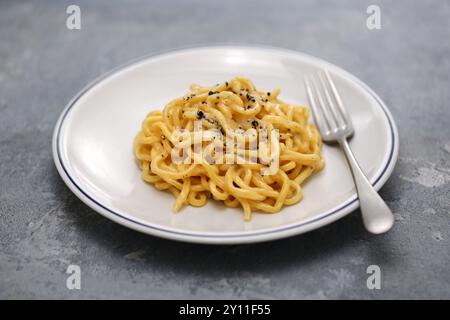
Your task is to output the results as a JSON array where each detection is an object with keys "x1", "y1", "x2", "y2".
[{"x1": 339, "y1": 138, "x2": 394, "y2": 234}]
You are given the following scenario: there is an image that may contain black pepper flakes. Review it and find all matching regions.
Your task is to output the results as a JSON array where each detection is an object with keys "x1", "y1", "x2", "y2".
[{"x1": 197, "y1": 110, "x2": 204, "y2": 119}]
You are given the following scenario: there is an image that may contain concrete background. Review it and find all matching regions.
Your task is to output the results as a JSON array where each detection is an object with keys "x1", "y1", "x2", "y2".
[{"x1": 0, "y1": 0, "x2": 449, "y2": 299}]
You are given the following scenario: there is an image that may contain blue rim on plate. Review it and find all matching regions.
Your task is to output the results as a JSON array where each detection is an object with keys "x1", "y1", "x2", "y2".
[{"x1": 52, "y1": 45, "x2": 399, "y2": 243}]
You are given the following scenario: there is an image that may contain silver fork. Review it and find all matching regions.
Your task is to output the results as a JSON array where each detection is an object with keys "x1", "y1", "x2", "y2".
[{"x1": 304, "y1": 70, "x2": 394, "y2": 234}]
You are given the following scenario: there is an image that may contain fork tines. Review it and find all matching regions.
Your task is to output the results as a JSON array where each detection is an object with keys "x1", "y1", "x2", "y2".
[{"x1": 304, "y1": 70, "x2": 353, "y2": 138}]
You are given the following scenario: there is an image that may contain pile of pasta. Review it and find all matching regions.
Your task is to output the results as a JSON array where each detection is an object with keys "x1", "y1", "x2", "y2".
[{"x1": 134, "y1": 77, "x2": 324, "y2": 220}]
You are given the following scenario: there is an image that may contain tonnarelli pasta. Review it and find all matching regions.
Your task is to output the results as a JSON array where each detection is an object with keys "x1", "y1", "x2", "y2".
[{"x1": 134, "y1": 77, "x2": 324, "y2": 220}]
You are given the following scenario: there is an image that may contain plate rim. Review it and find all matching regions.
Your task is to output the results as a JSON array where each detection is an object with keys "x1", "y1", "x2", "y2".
[{"x1": 52, "y1": 45, "x2": 399, "y2": 244}]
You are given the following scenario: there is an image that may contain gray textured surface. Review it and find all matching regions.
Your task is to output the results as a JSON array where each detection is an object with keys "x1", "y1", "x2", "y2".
[{"x1": 0, "y1": 0, "x2": 449, "y2": 299}]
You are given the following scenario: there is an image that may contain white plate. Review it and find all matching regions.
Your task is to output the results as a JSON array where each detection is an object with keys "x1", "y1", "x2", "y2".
[{"x1": 52, "y1": 46, "x2": 399, "y2": 244}]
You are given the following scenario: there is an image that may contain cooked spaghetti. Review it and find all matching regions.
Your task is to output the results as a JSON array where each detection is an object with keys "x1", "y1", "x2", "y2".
[{"x1": 134, "y1": 77, "x2": 324, "y2": 220}]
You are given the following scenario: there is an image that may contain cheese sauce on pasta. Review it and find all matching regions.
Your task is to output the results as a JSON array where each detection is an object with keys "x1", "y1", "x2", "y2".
[{"x1": 134, "y1": 77, "x2": 324, "y2": 220}]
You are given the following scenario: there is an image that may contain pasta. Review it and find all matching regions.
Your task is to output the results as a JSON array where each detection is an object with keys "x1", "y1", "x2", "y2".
[{"x1": 134, "y1": 76, "x2": 324, "y2": 220}]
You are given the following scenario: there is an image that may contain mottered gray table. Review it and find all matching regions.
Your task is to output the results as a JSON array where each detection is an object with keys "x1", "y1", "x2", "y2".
[{"x1": 0, "y1": 0, "x2": 449, "y2": 299}]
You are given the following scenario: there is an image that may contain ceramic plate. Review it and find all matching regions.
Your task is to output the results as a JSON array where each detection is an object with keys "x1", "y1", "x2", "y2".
[{"x1": 52, "y1": 46, "x2": 399, "y2": 244}]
